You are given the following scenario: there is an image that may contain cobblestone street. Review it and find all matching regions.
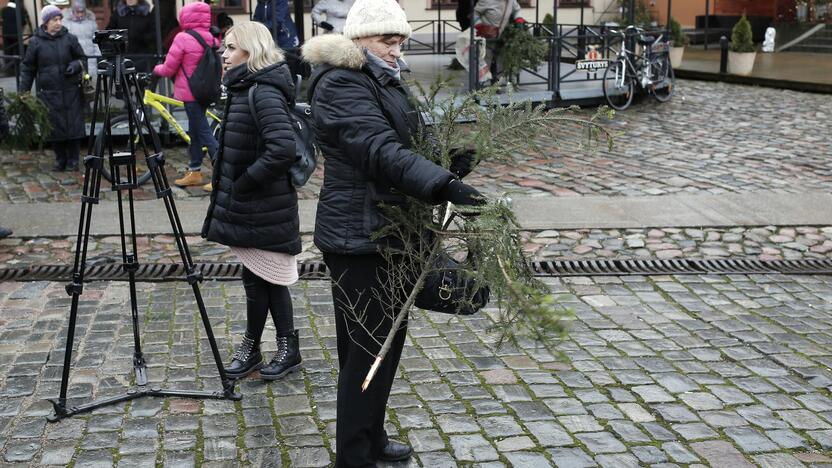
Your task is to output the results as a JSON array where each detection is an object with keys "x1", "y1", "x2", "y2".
[
  {"x1": 2, "y1": 75, "x2": 832, "y2": 468},
  {"x1": 1, "y1": 274, "x2": 831, "y2": 467},
  {"x1": 1, "y1": 80, "x2": 831, "y2": 203}
]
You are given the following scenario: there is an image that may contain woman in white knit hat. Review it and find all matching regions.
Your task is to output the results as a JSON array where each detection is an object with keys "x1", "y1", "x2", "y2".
[{"x1": 303, "y1": 0, "x2": 485, "y2": 465}]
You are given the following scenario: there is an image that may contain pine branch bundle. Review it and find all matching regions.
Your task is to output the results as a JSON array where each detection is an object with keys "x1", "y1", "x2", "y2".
[
  {"x1": 496, "y1": 25, "x2": 548, "y2": 84},
  {"x1": 355, "y1": 81, "x2": 614, "y2": 389},
  {"x1": 3, "y1": 92, "x2": 52, "y2": 150}
]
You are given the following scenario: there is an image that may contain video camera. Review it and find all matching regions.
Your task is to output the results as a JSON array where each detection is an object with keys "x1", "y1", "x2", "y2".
[{"x1": 93, "y1": 29, "x2": 128, "y2": 57}]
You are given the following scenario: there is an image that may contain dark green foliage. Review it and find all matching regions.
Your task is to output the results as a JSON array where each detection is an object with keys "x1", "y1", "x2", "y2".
[
  {"x1": 731, "y1": 15, "x2": 755, "y2": 53},
  {"x1": 364, "y1": 80, "x2": 614, "y2": 358},
  {"x1": 2, "y1": 92, "x2": 51, "y2": 150},
  {"x1": 615, "y1": 0, "x2": 655, "y2": 28},
  {"x1": 670, "y1": 18, "x2": 688, "y2": 47},
  {"x1": 497, "y1": 25, "x2": 549, "y2": 84},
  {"x1": 540, "y1": 13, "x2": 555, "y2": 37}
]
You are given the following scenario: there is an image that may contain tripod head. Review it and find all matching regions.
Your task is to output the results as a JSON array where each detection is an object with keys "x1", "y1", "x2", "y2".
[{"x1": 94, "y1": 29, "x2": 129, "y2": 57}]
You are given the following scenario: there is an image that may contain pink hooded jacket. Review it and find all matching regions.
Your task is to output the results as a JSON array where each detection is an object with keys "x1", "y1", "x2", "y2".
[{"x1": 153, "y1": 2, "x2": 217, "y2": 102}]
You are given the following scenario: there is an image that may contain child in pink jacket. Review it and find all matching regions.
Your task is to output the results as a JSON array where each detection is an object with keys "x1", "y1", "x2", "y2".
[{"x1": 153, "y1": 1, "x2": 219, "y2": 188}]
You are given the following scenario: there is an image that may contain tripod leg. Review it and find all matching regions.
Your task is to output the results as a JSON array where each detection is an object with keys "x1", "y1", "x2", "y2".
[
  {"x1": 116, "y1": 73, "x2": 148, "y2": 387},
  {"x1": 144, "y1": 151, "x2": 237, "y2": 398},
  {"x1": 50, "y1": 72, "x2": 110, "y2": 421}
]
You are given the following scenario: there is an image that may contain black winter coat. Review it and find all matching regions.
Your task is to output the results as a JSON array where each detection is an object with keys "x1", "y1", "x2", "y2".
[
  {"x1": 303, "y1": 35, "x2": 455, "y2": 255},
  {"x1": 19, "y1": 26, "x2": 86, "y2": 142},
  {"x1": 107, "y1": 1, "x2": 157, "y2": 56},
  {"x1": 201, "y1": 62, "x2": 301, "y2": 255}
]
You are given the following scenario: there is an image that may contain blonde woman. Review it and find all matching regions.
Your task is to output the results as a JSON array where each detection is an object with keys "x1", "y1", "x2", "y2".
[{"x1": 202, "y1": 21, "x2": 302, "y2": 381}]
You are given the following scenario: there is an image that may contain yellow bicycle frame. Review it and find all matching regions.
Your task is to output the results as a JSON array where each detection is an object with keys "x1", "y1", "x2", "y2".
[{"x1": 141, "y1": 89, "x2": 222, "y2": 145}]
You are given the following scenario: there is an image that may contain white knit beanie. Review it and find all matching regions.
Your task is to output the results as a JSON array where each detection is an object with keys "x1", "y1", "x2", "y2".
[{"x1": 343, "y1": 0, "x2": 412, "y2": 40}]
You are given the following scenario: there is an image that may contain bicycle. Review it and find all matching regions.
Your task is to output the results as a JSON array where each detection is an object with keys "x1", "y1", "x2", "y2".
[
  {"x1": 95, "y1": 74, "x2": 223, "y2": 186},
  {"x1": 602, "y1": 25, "x2": 675, "y2": 111}
]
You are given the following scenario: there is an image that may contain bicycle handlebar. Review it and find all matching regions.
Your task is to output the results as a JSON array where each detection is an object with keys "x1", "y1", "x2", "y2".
[{"x1": 607, "y1": 25, "x2": 645, "y2": 37}]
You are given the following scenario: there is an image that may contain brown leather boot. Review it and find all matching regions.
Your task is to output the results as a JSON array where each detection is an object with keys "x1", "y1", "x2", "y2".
[{"x1": 174, "y1": 170, "x2": 204, "y2": 187}]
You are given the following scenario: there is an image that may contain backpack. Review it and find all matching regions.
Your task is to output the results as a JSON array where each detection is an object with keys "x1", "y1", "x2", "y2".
[
  {"x1": 182, "y1": 30, "x2": 221, "y2": 107},
  {"x1": 248, "y1": 83, "x2": 318, "y2": 188}
]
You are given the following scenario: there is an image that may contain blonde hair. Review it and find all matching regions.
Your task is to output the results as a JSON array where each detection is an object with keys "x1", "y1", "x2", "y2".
[{"x1": 225, "y1": 22, "x2": 285, "y2": 73}]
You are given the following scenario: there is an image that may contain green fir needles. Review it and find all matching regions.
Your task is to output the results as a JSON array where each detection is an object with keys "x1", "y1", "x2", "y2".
[
  {"x1": 731, "y1": 15, "x2": 755, "y2": 53},
  {"x1": 3, "y1": 92, "x2": 52, "y2": 150},
  {"x1": 354, "y1": 80, "x2": 614, "y2": 389}
]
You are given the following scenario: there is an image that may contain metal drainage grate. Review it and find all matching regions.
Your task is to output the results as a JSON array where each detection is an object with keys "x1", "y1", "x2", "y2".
[{"x1": 1, "y1": 258, "x2": 831, "y2": 283}]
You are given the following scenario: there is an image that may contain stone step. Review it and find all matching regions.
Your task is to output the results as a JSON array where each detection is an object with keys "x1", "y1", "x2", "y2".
[{"x1": 788, "y1": 43, "x2": 832, "y2": 54}]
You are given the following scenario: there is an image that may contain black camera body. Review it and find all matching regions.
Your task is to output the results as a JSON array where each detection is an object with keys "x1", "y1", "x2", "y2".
[{"x1": 93, "y1": 29, "x2": 128, "y2": 57}]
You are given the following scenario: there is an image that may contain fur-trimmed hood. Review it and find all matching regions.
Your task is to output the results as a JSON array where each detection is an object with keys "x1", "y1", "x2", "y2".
[{"x1": 301, "y1": 34, "x2": 366, "y2": 70}]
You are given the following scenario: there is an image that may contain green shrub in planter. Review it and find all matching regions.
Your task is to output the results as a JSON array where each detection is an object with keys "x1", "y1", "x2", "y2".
[
  {"x1": 731, "y1": 15, "x2": 755, "y2": 53},
  {"x1": 670, "y1": 18, "x2": 688, "y2": 47},
  {"x1": 3, "y1": 92, "x2": 51, "y2": 150}
]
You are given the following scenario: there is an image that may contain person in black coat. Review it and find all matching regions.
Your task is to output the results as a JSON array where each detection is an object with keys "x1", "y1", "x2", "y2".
[
  {"x1": 202, "y1": 21, "x2": 302, "y2": 382},
  {"x1": 19, "y1": 5, "x2": 86, "y2": 171},
  {"x1": 106, "y1": 0, "x2": 156, "y2": 73},
  {"x1": 302, "y1": 0, "x2": 485, "y2": 464}
]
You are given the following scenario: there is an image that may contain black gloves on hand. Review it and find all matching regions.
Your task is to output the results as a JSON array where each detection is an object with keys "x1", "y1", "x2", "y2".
[
  {"x1": 65, "y1": 61, "x2": 82, "y2": 76},
  {"x1": 449, "y1": 148, "x2": 477, "y2": 179},
  {"x1": 320, "y1": 21, "x2": 334, "y2": 31},
  {"x1": 438, "y1": 179, "x2": 486, "y2": 207}
]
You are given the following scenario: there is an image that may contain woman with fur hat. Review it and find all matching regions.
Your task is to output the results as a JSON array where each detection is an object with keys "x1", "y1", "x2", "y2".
[
  {"x1": 106, "y1": 0, "x2": 156, "y2": 73},
  {"x1": 202, "y1": 21, "x2": 302, "y2": 382},
  {"x1": 19, "y1": 4, "x2": 86, "y2": 171},
  {"x1": 302, "y1": 0, "x2": 485, "y2": 464}
]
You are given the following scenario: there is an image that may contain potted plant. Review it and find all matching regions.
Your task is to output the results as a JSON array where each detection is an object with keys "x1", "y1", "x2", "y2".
[
  {"x1": 669, "y1": 18, "x2": 688, "y2": 68},
  {"x1": 728, "y1": 15, "x2": 756, "y2": 76}
]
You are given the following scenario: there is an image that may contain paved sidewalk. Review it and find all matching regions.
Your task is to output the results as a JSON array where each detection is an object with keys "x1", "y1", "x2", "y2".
[
  {"x1": 676, "y1": 49, "x2": 832, "y2": 92},
  {"x1": 1, "y1": 274, "x2": 832, "y2": 467}
]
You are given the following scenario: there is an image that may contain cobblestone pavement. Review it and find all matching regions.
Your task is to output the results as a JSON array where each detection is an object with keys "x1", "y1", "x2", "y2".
[
  {"x1": 1, "y1": 79, "x2": 831, "y2": 203},
  {"x1": 3, "y1": 225, "x2": 832, "y2": 270},
  {"x1": 1, "y1": 273, "x2": 832, "y2": 467}
]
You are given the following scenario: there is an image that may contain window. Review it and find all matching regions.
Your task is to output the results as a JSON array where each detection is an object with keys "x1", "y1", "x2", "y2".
[
  {"x1": 427, "y1": 0, "x2": 536, "y2": 9},
  {"x1": 215, "y1": 0, "x2": 246, "y2": 12}
]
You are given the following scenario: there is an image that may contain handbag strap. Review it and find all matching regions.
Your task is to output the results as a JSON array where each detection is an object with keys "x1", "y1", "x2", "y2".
[{"x1": 495, "y1": 1, "x2": 513, "y2": 34}]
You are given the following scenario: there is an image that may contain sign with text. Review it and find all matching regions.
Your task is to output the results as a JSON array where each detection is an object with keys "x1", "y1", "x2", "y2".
[{"x1": 576, "y1": 59, "x2": 610, "y2": 71}]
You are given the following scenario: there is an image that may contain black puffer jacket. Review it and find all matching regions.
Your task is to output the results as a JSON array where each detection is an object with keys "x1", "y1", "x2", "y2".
[
  {"x1": 19, "y1": 26, "x2": 86, "y2": 142},
  {"x1": 302, "y1": 35, "x2": 455, "y2": 255},
  {"x1": 201, "y1": 62, "x2": 301, "y2": 255}
]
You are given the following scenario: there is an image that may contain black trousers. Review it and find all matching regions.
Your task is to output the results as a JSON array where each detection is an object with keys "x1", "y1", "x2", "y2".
[
  {"x1": 241, "y1": 266, "x2": 294, "y2": 341},
  {"x1": 53, "y1": 139, "x2": 80, "y2": 169},
  {"x1": 324, "y1": 252, "x2": 411, "y2": 468}
]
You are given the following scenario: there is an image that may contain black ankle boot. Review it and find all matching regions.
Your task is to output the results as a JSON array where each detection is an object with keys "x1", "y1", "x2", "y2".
[
  {"x1": 225, "y1": 333, "x2": 262, "y2": 380},
  {"x1": 261, "y1": 330, "x2": 302, "y2": 381}
]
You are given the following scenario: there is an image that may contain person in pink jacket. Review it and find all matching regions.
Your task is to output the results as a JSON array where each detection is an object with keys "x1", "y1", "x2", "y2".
[{"x1": 153, "y1": 1, "x2": 219, "y2": 188}]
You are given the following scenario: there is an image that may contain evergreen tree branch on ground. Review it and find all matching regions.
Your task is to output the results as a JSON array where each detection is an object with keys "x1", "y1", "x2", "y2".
[{"x1": 342, "y1": 80, "x2": 614, "y2": 390}]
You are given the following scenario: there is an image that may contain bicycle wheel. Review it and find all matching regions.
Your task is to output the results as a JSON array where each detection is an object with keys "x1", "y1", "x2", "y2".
[
  {"x1": 94, "y1": 113, "x2": 159, "y2": 187},
  {"x1": 602, "y1": 60, "x2": 635, "y2": 111},
  {"x1": 651, "y1": 54, "x2": 675, "y2": 103}
]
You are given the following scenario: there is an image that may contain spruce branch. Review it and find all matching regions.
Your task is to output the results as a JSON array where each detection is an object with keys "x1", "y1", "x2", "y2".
[{"x1": 341, "y1": 79, "x2": 613, "y2": 389}]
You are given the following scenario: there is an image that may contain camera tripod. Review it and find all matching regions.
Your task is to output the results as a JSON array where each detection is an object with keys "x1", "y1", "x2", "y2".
[{"x1": 48, "y1": 49, "x2": 240, "y2": 422}]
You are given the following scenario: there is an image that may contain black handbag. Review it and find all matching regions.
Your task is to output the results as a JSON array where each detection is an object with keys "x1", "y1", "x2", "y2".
[{"x1": 415, "y1": 251, "x2": 490, "y2": 316}]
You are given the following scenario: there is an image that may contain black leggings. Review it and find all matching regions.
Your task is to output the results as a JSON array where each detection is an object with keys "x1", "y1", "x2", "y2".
[
  {"x1": 53, "y1": 139, "x2": 80, "y2": 168},
  {"x1": 241, "y1": 266, "x2": 294, "y2": 341},
  {"x1": 324, "y1": 252, "x2": 411, "y2": 468}
]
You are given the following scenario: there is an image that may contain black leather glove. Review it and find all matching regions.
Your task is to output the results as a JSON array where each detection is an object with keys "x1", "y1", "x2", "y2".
[
  {"x1": 438, "y1": 179, "x2": 486, "y2": 207},
  {"x1": 449, "y1": 148, "x2": 477, "y2": 179},
  {"x1": 65, "y1": 61, "x2": 82, "y2": 75},
  {"x1": 320, "y1": 21, "x2": 334, "y2": 31}
]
